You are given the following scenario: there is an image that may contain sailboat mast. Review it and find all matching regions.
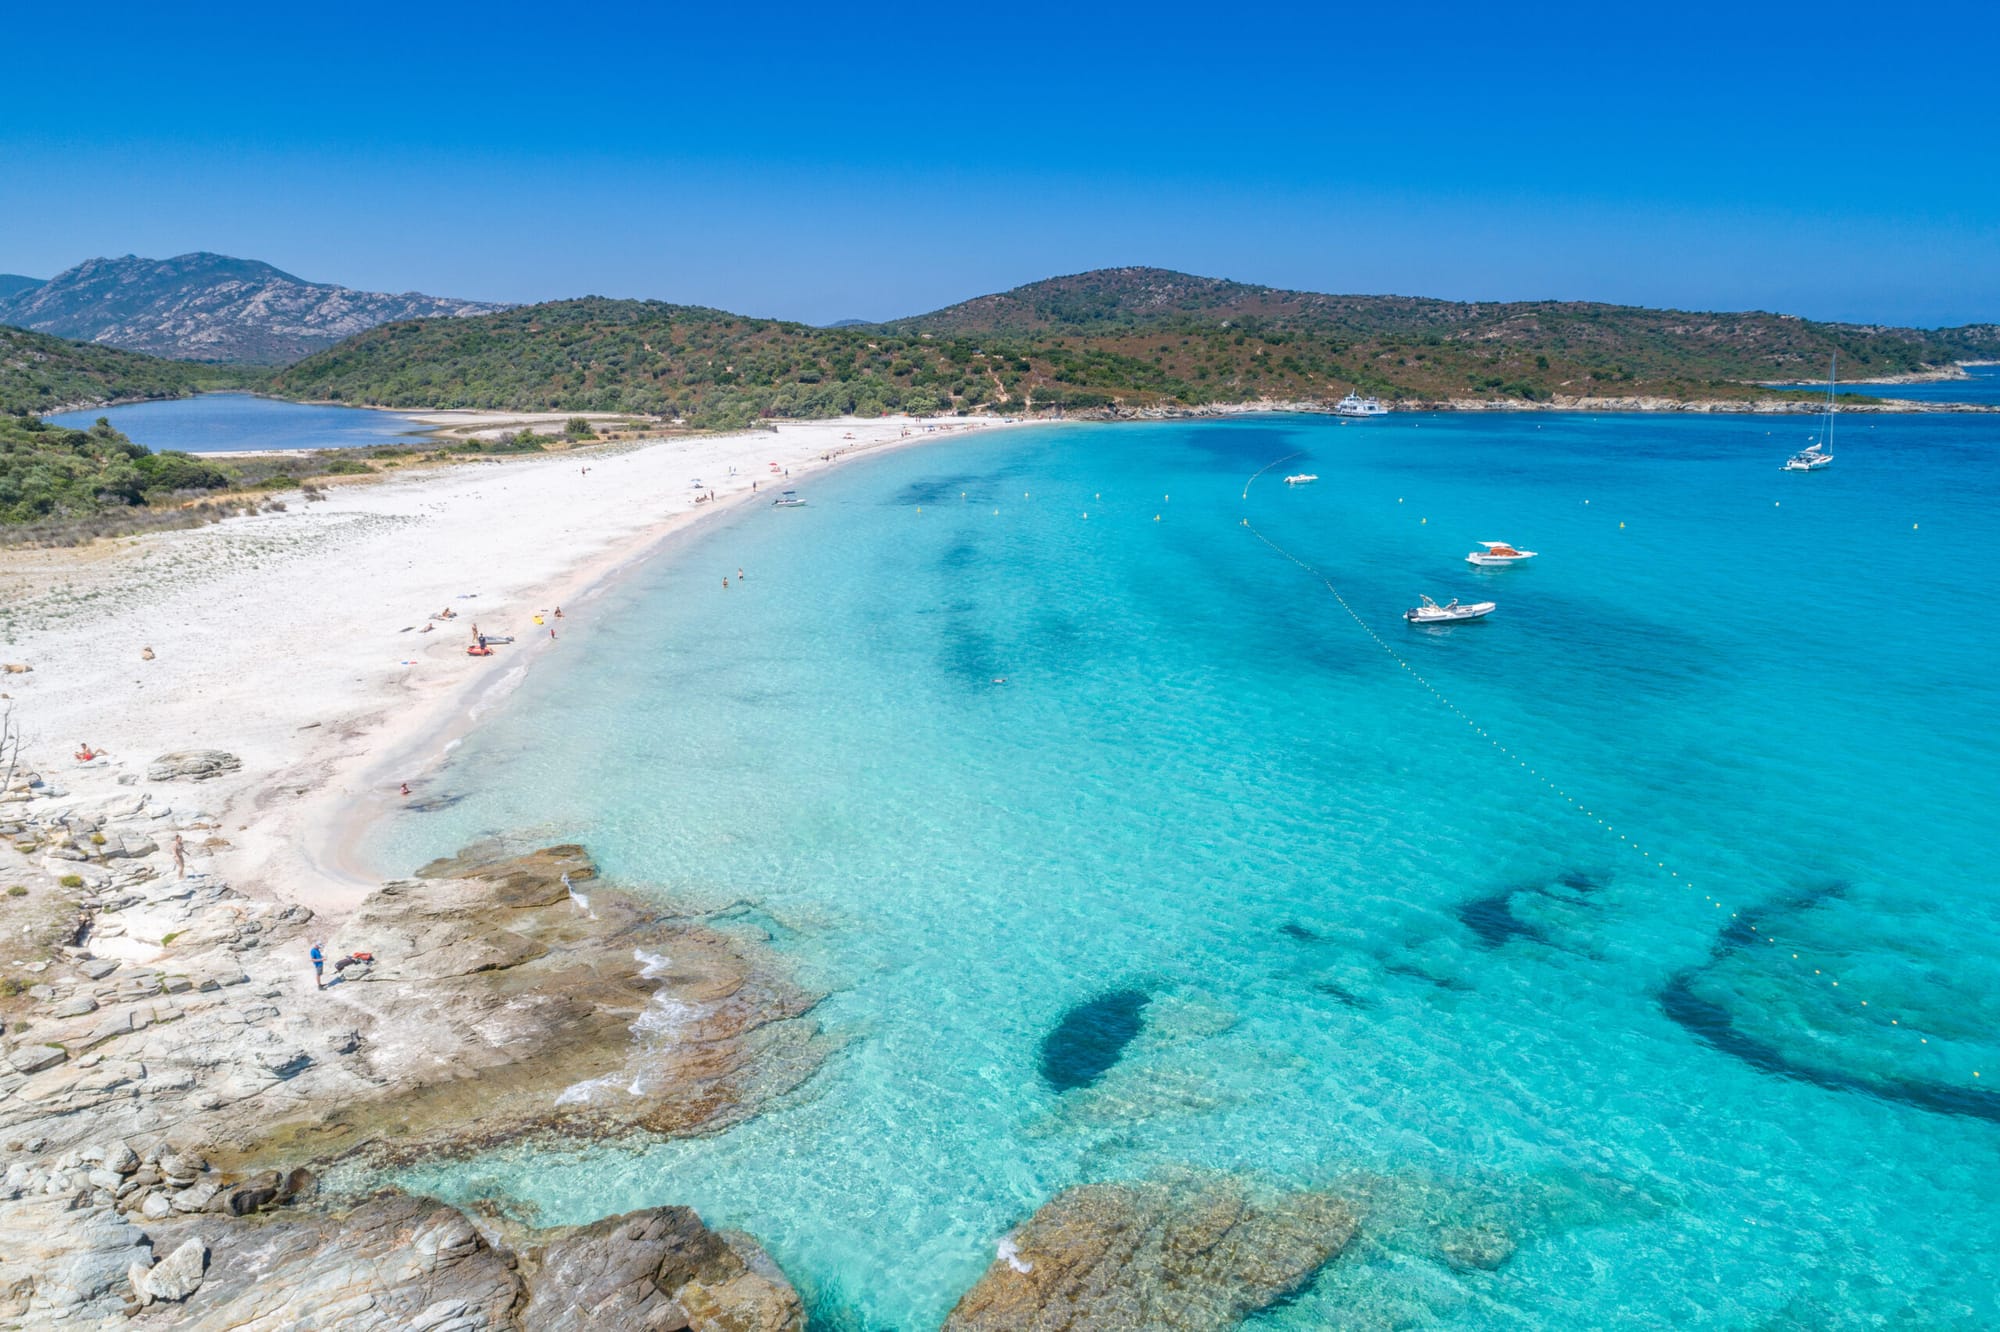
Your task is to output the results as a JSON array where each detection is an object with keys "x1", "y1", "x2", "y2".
[{"x1": 1825, "y1": 353, "x2": 1836, "y2": 454}]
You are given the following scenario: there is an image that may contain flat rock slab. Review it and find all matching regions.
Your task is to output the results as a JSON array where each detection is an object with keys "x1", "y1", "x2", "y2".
[
  {"x1": 145, "y1": 752, "x2": 242, "y2": 783},
  {"x1": 946, "y1": 1173, "x2": 1357, "y2": 1332}
]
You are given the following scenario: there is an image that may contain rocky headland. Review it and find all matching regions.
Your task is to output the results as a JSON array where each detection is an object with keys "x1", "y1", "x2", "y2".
[{"x1": 0, "y1": 755, "x2": 825, "y2": 1325}]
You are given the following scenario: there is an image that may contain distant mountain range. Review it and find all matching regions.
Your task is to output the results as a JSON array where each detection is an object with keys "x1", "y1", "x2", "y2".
[
  {"x1": 0, "y1": 253, "x2": 507, "y2": 365},
  {"x1": 264, "y1": 268, "x2": 2000, "y2": 427},
  {"x1": 9, "y1": 261, "x2": 1999, "y2": 422}
]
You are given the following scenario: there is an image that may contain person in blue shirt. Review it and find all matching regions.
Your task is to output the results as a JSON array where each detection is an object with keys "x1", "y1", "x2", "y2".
[{"x1": 309, "y1": 943, "x2": 325, "y2": 990}]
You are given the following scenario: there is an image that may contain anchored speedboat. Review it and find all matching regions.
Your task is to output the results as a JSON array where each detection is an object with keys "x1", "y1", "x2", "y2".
[
  {"x1": 1283, "y1": 473, "x2": 1319, "y2": 485},
  {"x1": 1466, "y1": 541, "x2": 1536, "y2": 566},
  {"x1": 771, "y1": 491, "x2": 807, "y2": 508},
  {"x1": 1405, "y1": 595, "x2": 1496, "y2": 623}
]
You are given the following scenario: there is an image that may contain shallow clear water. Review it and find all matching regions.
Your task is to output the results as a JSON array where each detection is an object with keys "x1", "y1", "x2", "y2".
[
  {"x1": 47, "y1": 392, "x2": 432, "y2": 452},
  {"x1": 379, "y1": 413, "x2": 2000, "y2": 1330}
]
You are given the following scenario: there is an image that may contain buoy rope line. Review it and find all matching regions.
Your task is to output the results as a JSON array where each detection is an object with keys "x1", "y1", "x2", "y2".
[{"x1": 1238, "y1": 459, "x2": 1983, "y2": 1088}]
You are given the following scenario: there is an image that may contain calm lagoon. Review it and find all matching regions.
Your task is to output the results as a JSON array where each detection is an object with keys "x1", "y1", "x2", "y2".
[{"x1": 46, "y1": 392, "x2": 433, "y2": 453}]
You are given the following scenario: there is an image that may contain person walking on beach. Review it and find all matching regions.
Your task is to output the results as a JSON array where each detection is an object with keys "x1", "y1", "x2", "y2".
[
  {"x1": 309, "y1": 942, "x2": 326, "y2": 990},
  {"x1": 171, "y1": 833, "x2": 186, "y2": 880}
]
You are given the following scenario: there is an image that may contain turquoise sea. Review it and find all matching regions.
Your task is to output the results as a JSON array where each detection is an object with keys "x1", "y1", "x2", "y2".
[
  {"x1": 46, "y1": 393, "x2": 432, "y2": 452},
  {"x1": 1781, "y1": 362, "x2": 2000, "y2": 406},
  {"x1": 379, "y1": 412, "x2": 1999, "y2": 1329}
]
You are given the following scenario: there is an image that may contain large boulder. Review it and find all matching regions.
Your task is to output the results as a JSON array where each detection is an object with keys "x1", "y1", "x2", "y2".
[
  {"x1": 145, "y1": 751, "x2": 242, "y2": 783},
  {"x1": 0, "y1": 1196, "x2": 152, "y2": 1323},
  {"x1": 130, "y1": 1234, "x2": 209, "y2": 1304},
  {"x1": 945, "y1": 1173, "x2": 1357, "y2": 1332},
  {"x1": 133, "y1": 1194, "x2": 521, "y2": 1329},
  {"x1": 520, "y1": 1206, "x2": 803, "y2": 1332}
]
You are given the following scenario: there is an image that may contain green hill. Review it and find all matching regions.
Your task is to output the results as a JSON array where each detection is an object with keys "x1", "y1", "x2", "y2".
[
  {"x1": 265, "y1": 270, "x2": 2000, "y2": 421},
  {"x1": 0, "y1": 325, "x2": 224, "y2": 416}
]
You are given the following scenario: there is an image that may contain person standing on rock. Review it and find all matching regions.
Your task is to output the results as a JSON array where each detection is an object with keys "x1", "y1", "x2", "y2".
[
  {"x1": 310, "y1": 942, "x2": 326, "y2": 990},
  {"x1": 171, "y1": 833, "x2": 186, "y2": 880}
]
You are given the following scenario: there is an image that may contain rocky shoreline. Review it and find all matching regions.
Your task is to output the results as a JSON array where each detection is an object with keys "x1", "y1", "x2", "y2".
[{"x1": 0, "y1": 754, "x2": 826, "y2": 1325}]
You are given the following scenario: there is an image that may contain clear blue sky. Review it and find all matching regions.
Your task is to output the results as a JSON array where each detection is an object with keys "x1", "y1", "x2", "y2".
[{"x1": 4, "y1": 0, "x2": 1995, "y2": 327}]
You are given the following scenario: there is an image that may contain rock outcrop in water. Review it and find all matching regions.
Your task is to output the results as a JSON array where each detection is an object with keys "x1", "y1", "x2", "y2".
[
  {"x1": 0, "y1": 829, "x2": 828, "y2": 1170},
  {"x1": 4, "y1": 1191, "x2": 805, "y2": 1329},
  {"x1": 945, "y1": 1172, "x2": 1356, "y2": 1331},
  {"x1": 0, "y1": 780, "x2": 827, "y2": 1322}
]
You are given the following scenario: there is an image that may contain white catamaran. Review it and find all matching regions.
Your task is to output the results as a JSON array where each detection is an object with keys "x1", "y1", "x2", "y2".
[{"x1": 1783, "y1": 356, "x2": 1838, "y2": 472}]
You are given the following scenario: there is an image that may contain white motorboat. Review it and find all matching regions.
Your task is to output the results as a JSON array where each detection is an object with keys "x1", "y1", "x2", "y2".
[
  {"x1": 1332, "y1": 391, "x2": 1389, "y2": 417},
  {"x1": 1405, "y1": 595, "x2": 1496, "y2": 623},
  {"x1": 771, "y1": 491, "x2": 807, "y2": 508},
  {"x1": 1782, "y1": 355, "x2": 1838, "y2": 471},
  {"x1": 1465, "y1": 541, "x2": 1536, "y2": 566},
  {"x1": 1283, "y1": 473, "x2": 1319, "y2": 485}
]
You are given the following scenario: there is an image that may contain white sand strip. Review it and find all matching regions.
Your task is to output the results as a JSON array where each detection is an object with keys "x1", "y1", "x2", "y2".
[{"x1": 0, "y1": 415, "x2": 1027, "y2": 916}]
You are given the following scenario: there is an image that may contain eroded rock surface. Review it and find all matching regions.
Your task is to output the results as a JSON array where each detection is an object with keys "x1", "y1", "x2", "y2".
[
  {"x1": 238, "y1": 844, "x2": 829, "y2": 1167},
  {"x1": 0, "y1": 795, "x2": 827, "y2": 1325},
  {"x1": 519, "y1": 1206, "x2": 804, "y2": 1332},
  {"x1": 946, "y1": 1172, "x2": 1357, "y2": 1332},
  {"x1": 144, "y1": 752, "x2": 241, "y2": 783}
]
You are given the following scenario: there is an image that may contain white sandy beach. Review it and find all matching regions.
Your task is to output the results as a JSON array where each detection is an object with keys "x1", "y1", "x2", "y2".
[{"x1": 0, "y1": 415, "x2": 1024, "y2": 937}]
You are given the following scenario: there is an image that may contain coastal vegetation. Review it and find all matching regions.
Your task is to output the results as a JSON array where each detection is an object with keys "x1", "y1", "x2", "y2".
[
  {"x1": 0, "y1": 326, "x2": 251, "y2": 416},
  {"x1": 0, "y1": 413, "x2": 404, "y2": 544},
  {"x1": 264, "y1": 269, "x2": 2000, "y2": 421}
]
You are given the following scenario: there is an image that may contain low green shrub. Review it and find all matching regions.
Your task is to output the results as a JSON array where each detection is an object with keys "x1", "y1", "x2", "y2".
[{"x1": 58, "y1": 873, "x2": 83, "y2": 888}]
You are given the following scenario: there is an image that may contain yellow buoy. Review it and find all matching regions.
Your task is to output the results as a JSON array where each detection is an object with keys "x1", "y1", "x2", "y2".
[
  {"x1": 1154, "y1": 515, "x2": 1160, "y2": 522},
  {"x1": 1619, "y1": 521, "x2": 1625, "y2": 528}
]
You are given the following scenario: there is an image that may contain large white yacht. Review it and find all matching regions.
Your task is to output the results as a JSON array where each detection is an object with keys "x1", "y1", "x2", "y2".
[{"x1": 1332, "y1": 391, "x2": 1389, "y2": 417}]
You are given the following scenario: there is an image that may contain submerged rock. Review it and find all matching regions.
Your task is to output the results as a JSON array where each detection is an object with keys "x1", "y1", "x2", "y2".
[
  {"x1": 1039, "y1": 989, "x2": 1149, "y2": 1092},
  {"x1": 946, "y1": 1173, "x2": 1356, "y2": 1331},
  {"x1": 1438, "y1": 1222, "x2": 1515, "y2": 1271}
]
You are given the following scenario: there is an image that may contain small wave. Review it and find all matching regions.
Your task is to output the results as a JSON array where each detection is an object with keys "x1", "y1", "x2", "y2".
[
  {"x1": 635, "y1": 996, "x2": 699, "y2": 1037},
  {"x1": 997, "y1": 1236, "x2": 1033, "y2": 1274},
  {"x1": 554, "y1": 1073, "x2": 624, "y2": 1107},
  {"x1": 467, "y1": 663, "x2": 531, "y2": 722},
  {"x1": 634, "y1": 948, "x2": 672, "y2": 978}
]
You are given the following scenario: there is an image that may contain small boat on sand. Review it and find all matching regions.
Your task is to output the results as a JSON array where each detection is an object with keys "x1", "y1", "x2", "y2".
[
  {"x1": 771, "y1": 491, "x2": 807, "y2": 508},
  {"x1": 1466, "y1": 541, "x2": 1536, "y2": 566},
  {"x1": 1405, "y1": 595, "x2": 1496, "y2": 623},
  {"x1": 1284, "y1": 473, "x2": 1319, "y2": 485}
]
